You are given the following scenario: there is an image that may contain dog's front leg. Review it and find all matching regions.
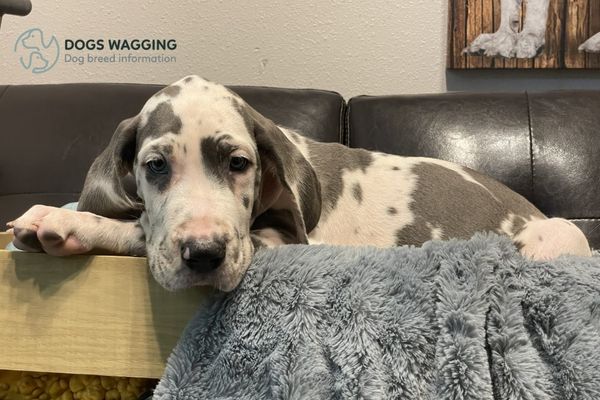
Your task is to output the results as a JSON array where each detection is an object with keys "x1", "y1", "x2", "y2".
[
  {"x1": 7, "y1": 205, "x2": 146, "y2": 256},
  {"x1": 463, "y1": 0, "x2": 522, "y2": 57},
  {"x1": 515, "y1": 0, "x2": 550, "y2": 58}
]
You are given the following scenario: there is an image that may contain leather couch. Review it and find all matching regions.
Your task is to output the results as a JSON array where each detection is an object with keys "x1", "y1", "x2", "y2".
[{"x1": 1, "y1": 84, "x2": 599, "y2": 248}]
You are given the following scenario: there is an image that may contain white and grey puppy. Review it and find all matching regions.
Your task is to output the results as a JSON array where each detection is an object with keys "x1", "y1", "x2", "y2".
[
  {"x1": 7, "y1": 76, "x2": 591, "y2": 292},
  {"x1": 464, "y1": 0, "x2": 600, "y2": 58}
]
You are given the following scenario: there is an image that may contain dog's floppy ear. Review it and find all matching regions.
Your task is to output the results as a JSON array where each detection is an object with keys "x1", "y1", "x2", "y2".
[
  {"x1": 245, "y1": 105, "x2": 322, "y2": 244},
  {"x1": 78, "y1": 116, "x2": 143, "y2": 219}
]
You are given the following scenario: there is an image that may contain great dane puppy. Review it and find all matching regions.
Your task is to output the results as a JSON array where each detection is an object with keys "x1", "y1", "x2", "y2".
[
  {"x1": 464, "y1": 0, "x2": 600, "y2": 58},
  {"x1": 7, "y1": 76, "x2": 591, "y2": 291}
]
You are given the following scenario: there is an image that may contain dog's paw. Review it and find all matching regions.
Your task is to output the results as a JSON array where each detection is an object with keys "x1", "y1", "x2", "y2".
[
  {"x1": 463, "y1": 30, "x2": 517, "y2": 58},
  {"x1": 7, "y1": 205, "x2": 92, "y2": 256},
  {"x1": 515, "y1": 31, "x2": 545, "y2": 58},
  {"x1": 579, "y1": 32, "x2": 600, "y2": 53}
]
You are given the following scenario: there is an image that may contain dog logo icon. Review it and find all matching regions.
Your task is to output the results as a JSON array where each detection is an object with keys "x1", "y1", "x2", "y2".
[{"x1": 14, "y1": 28, "x2": 60, "y2": 74}]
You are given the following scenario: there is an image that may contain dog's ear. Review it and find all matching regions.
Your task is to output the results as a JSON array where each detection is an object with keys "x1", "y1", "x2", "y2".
[
  {"x1": 245, "y1": 105, "x2": 322, "y2": 244},
  {"x1": 78, "y1": 116, "x2": 143, "y2": 219}
]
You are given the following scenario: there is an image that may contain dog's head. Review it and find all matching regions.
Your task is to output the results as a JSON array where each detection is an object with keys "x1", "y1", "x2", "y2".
[{"x1": 80, "y1": 76, "x2": 321, "y2": 291}]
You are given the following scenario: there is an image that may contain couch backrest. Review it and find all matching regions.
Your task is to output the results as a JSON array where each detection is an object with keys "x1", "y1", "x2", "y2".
[
  {"x1": 2, "y1": 84, "x2": 598, "y2": 248},
  {"x1": 0, "y1": 83, "x2": 345, "y2": 226},
  {"x1": 347, "y1": 91, "x2": 600, "y2": 248}
]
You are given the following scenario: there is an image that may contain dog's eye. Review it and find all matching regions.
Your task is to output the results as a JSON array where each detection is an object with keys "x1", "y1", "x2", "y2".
[
  {"x1": 229, "y1": 156, "x2": 249, "y2": 172},
  {"x1": 146, "y1": 158, "x2": 168, "y2": 174}
]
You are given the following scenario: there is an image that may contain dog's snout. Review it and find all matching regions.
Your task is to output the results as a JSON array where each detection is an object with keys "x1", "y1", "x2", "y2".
[{"x1": 180, "y1": 238, "x2": 226, "y2": 273}]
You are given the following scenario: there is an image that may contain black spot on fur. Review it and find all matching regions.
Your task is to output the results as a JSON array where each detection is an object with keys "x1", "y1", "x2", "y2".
[
  {"x1": 242, "y1": 194, "x2": 250, "y2": 209},
  {"x1": 184, "y1": 76, "x2": 194, "y2": 83},
  {"x1": 387, "y1": 207, "x2": 397, "y2": 215},
  {"x1": 352, "y1": 183, "x2": 363, "y2": 204},
  {"x1": 392, "y1": 166, "x2": 400, "y2": 171}
]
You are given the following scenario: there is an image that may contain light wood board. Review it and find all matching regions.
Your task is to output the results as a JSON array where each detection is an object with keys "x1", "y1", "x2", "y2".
[{"x1": 0, "y1": 233, "x2": 210, "y2": 379}]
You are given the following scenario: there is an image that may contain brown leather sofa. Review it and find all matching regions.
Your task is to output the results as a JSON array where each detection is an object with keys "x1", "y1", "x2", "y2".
[{"x1": 1, "y1": 84, "x2": 599, "y2": 248}]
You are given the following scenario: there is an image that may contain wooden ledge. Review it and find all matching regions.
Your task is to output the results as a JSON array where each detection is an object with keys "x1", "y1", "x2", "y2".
[{"x1": 0, "y1": 233, "x2": 209, "y2": 378}]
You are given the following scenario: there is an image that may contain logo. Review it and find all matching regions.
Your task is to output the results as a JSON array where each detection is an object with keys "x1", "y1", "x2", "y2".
[{"x1": 14, "y1": 28, "x2": 60, "y2": 74}]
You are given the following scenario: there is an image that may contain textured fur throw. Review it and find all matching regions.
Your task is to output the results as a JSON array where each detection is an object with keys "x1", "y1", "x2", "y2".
[{"x1": 154, "y1": 233, "x2": 600, "y2": 399}]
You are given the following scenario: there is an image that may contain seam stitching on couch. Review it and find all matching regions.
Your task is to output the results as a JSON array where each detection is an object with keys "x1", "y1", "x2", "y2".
[
  {"x1": 0, "y1": 85, "x2": 10, "y2": 103},
  {"x1": 526, "y1": 91, "x2": 536, "y2": 204},
  {"x1": 344, "y1": 101, "x2": 351, "y2": 146},
  {"x1": 338, "y1": 99, "x2": 346, "y2": 145},
  {"x1": 569, "y1": 218, "x2": 600, "y2": 221}
]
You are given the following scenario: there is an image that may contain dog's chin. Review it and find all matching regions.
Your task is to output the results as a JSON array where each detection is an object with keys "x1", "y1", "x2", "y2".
[{"x1": 149, "y1": 260, "x2": 248, "y2": 292}]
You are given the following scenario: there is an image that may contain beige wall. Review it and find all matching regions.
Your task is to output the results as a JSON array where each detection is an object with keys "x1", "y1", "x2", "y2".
[
  {"x1": 0, "y1": 0, "x2": 448, "y2": 98},
  {"x1": 4, "y1": 1, "x2": 599, "y2": 97}
]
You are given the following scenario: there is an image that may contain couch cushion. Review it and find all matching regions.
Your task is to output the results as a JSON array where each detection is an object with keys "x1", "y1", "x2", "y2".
[
  {"x1": 347, "y1": 91, "x2": 600, "y2": 249},
  {"x1": 0, "y1": 83, "x2": 344, "y2": 226},
  {"x1": 347, "y1": 92, "x2": 533, "y2": 198},
  {"x1": 528, "y1": 91, "x2": 600, "y2": 248}
]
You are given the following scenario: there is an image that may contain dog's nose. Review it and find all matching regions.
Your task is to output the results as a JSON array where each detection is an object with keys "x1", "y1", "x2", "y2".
[{"x1": 180, "y1": 238, "x2": 226, "y2": 273}]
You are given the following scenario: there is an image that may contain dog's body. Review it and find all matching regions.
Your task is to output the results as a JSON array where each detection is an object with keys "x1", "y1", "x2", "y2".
[
  {"x1": 464, "y1": 0, "x2": 600, "y2": 58},
  {"x1": 8, "y1": 76, "x2": 591, "y2": 291}
]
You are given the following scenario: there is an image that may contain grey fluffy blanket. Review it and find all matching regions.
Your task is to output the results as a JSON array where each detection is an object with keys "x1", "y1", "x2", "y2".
[{"x1": 154, "y1": 233, "x2": 600, "y2": 400}]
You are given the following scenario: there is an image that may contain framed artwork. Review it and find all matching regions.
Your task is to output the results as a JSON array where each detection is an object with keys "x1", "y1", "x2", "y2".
[{"x1": 448, "y1": 0, "x2": 600, "y2": 69}]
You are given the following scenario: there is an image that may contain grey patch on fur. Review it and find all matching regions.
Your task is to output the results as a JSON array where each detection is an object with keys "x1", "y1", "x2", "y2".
[
  {"x1": 78, "y1": 116, "x2": 144, "y2": 220},
  {"x1": 513, "y1": 239, "x2": 525, "y2": 251},
  {"x1": 242, "y1": 195, "x2": 250, "y2": 209},
  {"x1": 252, "y1": 209, "x2": 298, "y2": 244},
  {"x1": 13, "y1": 228, "x2": 43, "y2": 251},
  {"x1": 395, "y1": 162, "x2": 544, "y2": 246},
  {"x1": 352, "y1": 183, "x2": 363, "y2": 204},
  {"x1": 305, "y1": 140, "x2": 373, "y2": 218},
  {"x1": 138, "y1": 102, "x2": 182, "y2": 141},
  {"x1": 184, "y1": 76, "x2": 194, "y2": 83},
  {"x1": 200, "y1": 135, "x2": 236, "y2": 185},
  {"x1": 250, "y1": 235, "x2": 266, "y2": 250},
  {"x1": 145, "y1": 144, "x2": 173, "y2": 192},
  {"x1": 157, "y1": 85, "x2": 181, "y2": 98},
  {"x1": 392, "y1": 166, "x2": 400, "y2": 171},
  {"x1": 387, "y1": 207, "x2": 398, "y2": 215}
]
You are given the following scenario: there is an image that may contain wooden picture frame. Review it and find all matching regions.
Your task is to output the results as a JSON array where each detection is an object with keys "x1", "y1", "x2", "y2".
[{"x1": 448, "y1": 0, "x2": 600, "y2": 69}]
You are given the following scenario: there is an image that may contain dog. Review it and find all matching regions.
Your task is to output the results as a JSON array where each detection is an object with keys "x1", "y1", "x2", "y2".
[
  {"x1": 463, "y1": 0, "x2": 600, "y2": 58},
  {"x1": 7, "y1": 76, "x2": 592, "y2": 291}
]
